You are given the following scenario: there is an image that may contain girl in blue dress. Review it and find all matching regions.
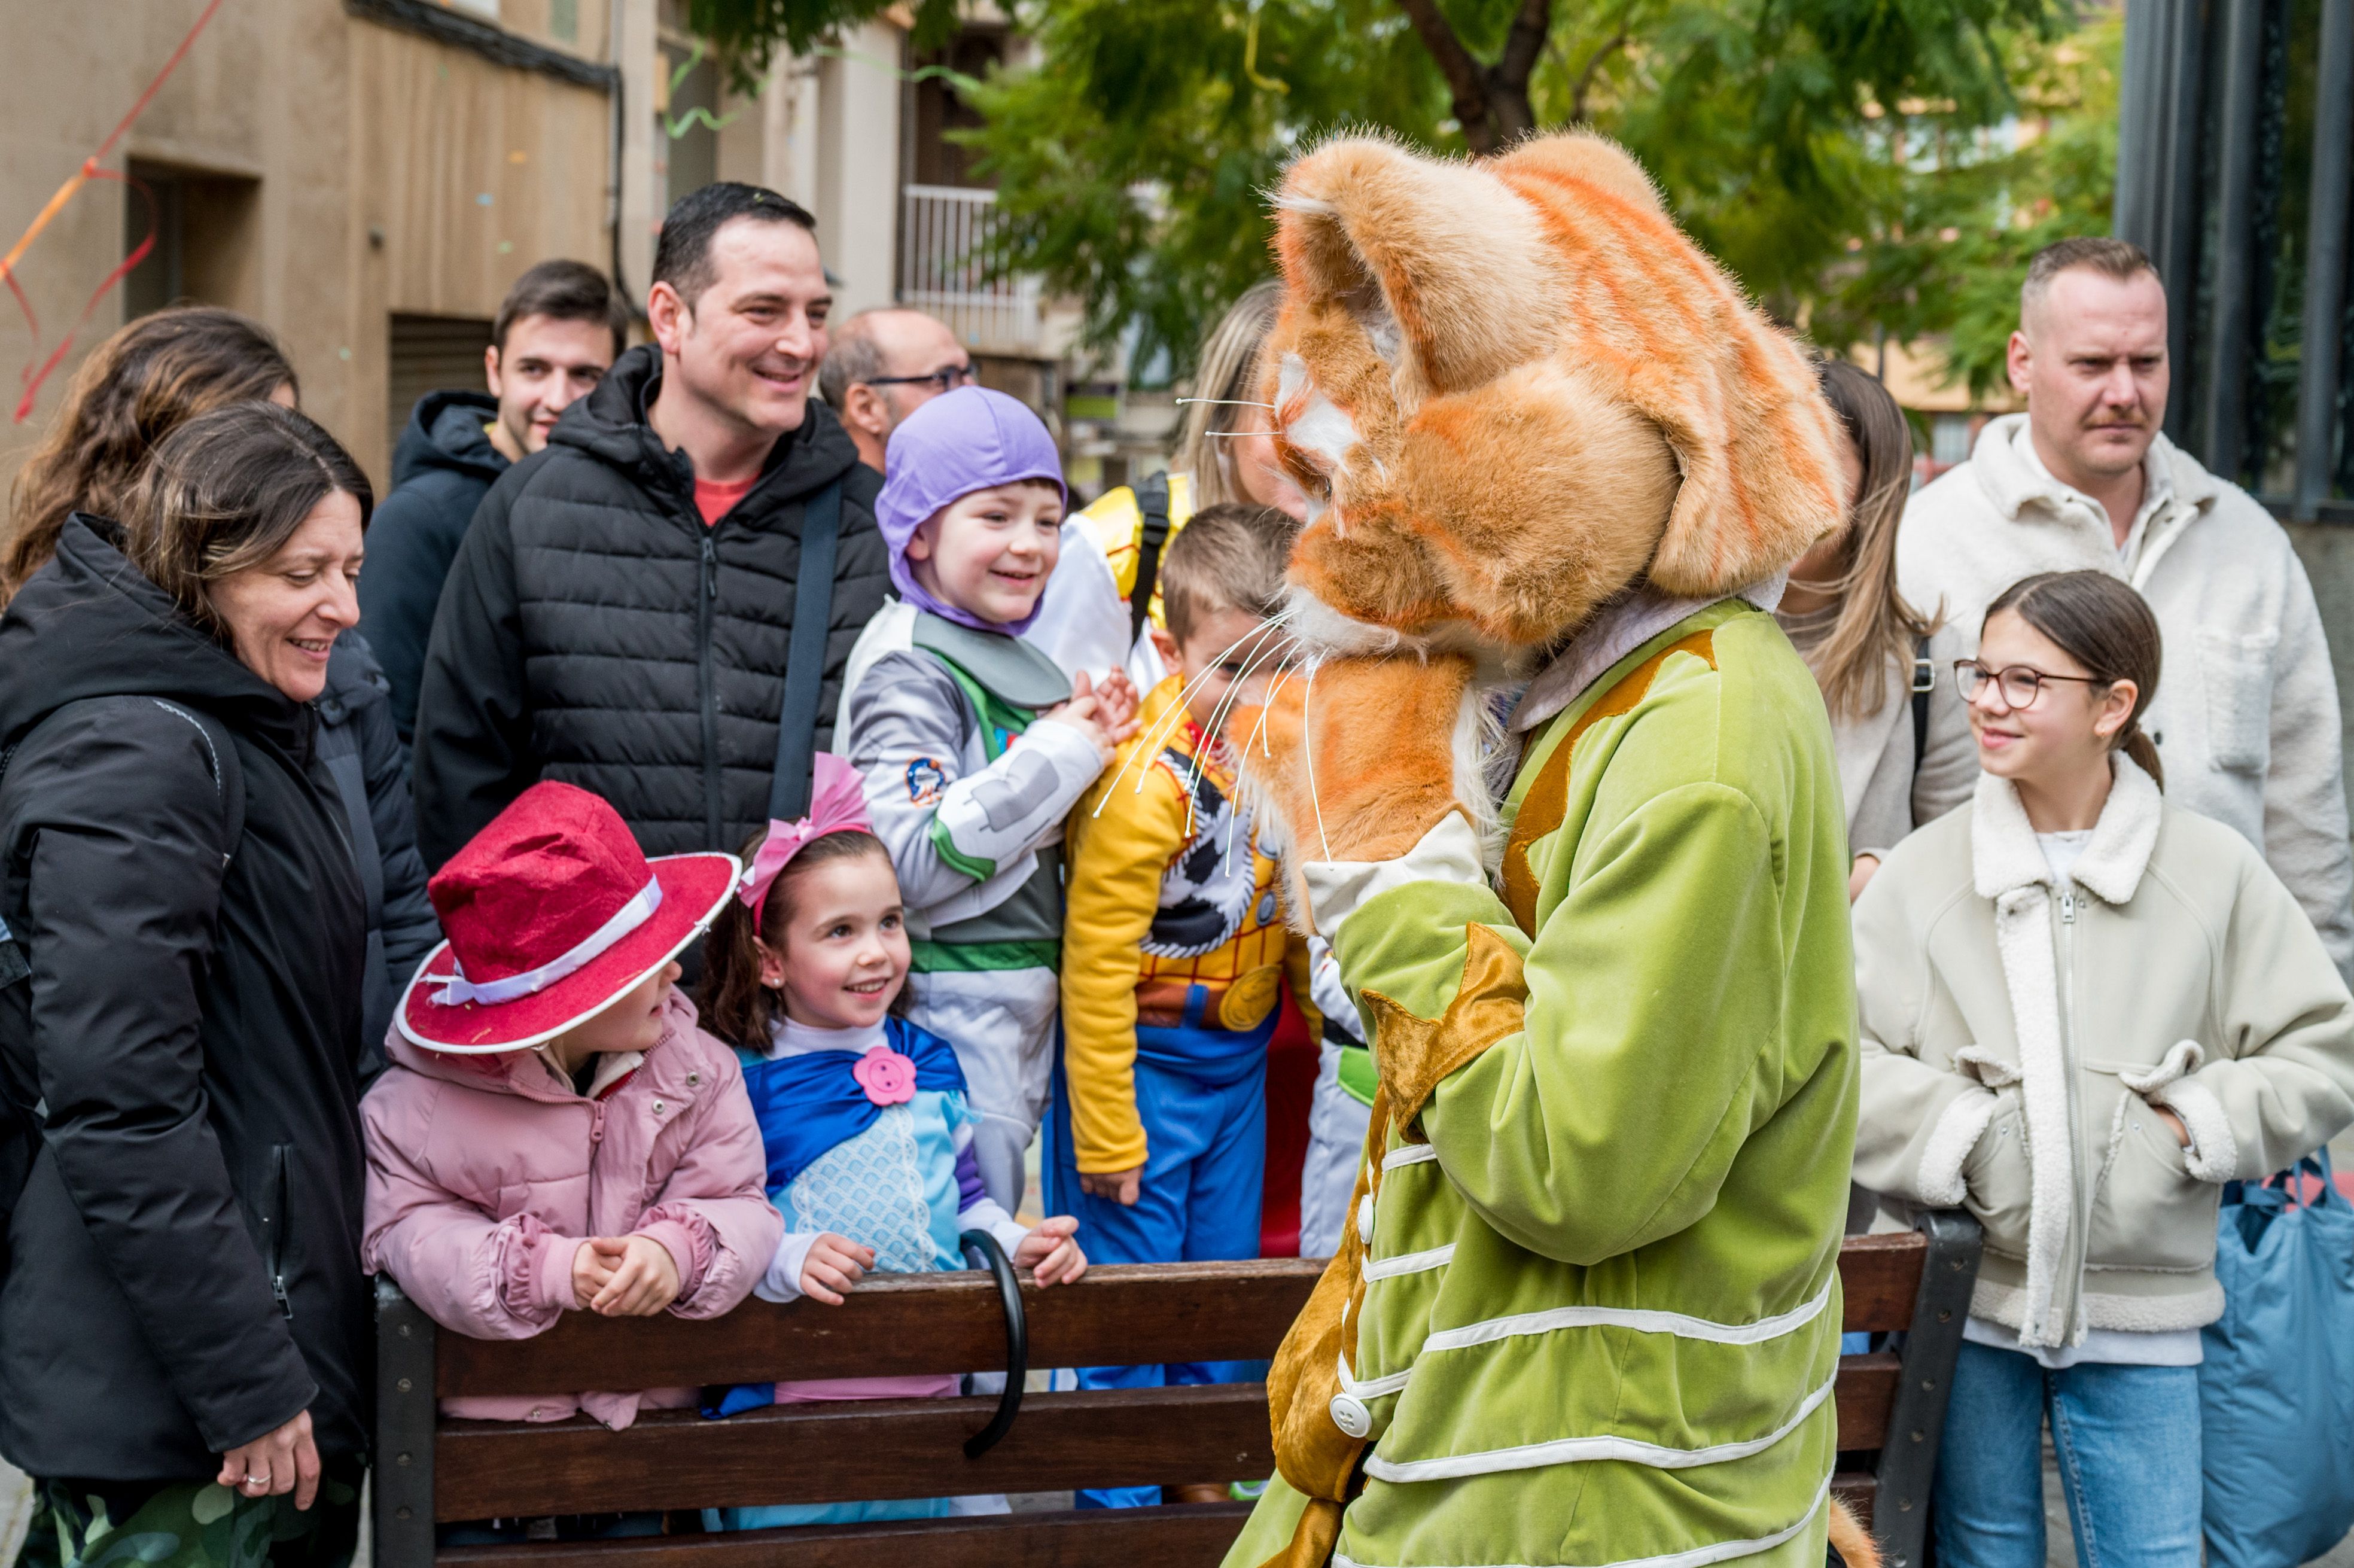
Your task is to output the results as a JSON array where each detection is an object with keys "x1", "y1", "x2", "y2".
[{"x1": 695, "y1": 754, "x2": 1088, "y2": 1529}]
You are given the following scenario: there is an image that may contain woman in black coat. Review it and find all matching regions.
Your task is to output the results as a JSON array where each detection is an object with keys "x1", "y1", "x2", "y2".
[{"x1": 0, "y1": 403, "x2": 375, "y2": 1568}]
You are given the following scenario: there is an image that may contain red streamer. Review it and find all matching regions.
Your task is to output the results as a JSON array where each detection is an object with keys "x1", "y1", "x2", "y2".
[{"x1": 3, "y1": 0, "x2": 229, "y2": 423}]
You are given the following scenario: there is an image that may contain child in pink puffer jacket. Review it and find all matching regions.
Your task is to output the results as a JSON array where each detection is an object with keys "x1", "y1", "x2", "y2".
[{"x1": 360, "y1": 781, "x2": 782, "y2": 1435}]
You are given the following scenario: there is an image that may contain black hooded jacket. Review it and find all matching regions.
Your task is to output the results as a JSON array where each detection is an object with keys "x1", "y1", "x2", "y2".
[
  {"x1": 316, "y1": 634, "x2": 440, "y2": 1069},
  {"x1": 410, "y1": 344, "x2": 890, "y2": 867},
  {"x1": 356, "y1": 390, "x2": 510, "y2": 743},
  {"x1": 0, "y1": 519, "x2": 370, "y2": 1481}
]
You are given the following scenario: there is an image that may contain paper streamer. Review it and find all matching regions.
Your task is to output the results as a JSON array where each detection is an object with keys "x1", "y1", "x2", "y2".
[{"x1": 3, "y1": 0, "x2": 229, "y2": 422}]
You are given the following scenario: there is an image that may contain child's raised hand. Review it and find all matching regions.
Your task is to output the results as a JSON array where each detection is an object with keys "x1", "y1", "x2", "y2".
[
  {"x1": 1015, "y1": 1215, "x2": 1088, "y2": 1287},
  {"x1": 587, "y1": 1233, "x2": 683, "y2": 1316},
  {"x1": 799, "y1": 1232, "x2": 875, "y2": 1306},
  {"x1": 1079, "y1": 1164, "x2": 1143, "y2": 1207},
  {"x1": 1037, "y1": 671, "x2": 1118, "y2": 765},
  {"x1": 1093, "y1": 669, "x2": 1142, "y2": 742}
]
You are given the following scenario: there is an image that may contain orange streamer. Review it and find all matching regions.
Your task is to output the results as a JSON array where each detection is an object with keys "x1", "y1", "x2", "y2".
[{"x1": 3, "y1": 0, "x2": 229, "y2": 422}]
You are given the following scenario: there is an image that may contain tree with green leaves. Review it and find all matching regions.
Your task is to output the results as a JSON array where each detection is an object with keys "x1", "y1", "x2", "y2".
[{"x1": 691, "y1": 0, "x2": 2076, "y2": 389}]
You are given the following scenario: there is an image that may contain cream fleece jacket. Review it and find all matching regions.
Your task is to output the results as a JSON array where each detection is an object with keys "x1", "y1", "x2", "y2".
[
  {"x1": 1898, "y1": 415, "x2": 2354, "y2": 978},
  {"x1": 1853, "y1": 758, "x2": 2354, "y2": 1345}
]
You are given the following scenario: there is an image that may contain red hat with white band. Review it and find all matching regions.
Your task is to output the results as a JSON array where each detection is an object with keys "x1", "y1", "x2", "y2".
[{"x1": 397, "y1": 781, "x2": 739, "y2": 1053}]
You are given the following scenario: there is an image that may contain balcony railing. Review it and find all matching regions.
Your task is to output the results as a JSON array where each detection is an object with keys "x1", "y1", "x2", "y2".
[{"x1": 899, "y1": 184, "x2": 1044, "y2": 357}]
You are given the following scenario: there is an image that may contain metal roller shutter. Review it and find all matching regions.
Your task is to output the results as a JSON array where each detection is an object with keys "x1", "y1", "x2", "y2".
[{"x1": 387, "y1": 314, "x2": 494, "y2": 460}]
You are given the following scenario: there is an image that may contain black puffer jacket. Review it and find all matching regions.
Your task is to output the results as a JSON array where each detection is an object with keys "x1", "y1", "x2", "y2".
[
  {"x1": 316, "y1": 634, "x2": 439, "y2": 1070},
  {"x1": 411, "y1": 345, "x2": 890, "y2": 867},
  {"x1": 0, "y1": 518, "x2": 370, "y2": 1481}
]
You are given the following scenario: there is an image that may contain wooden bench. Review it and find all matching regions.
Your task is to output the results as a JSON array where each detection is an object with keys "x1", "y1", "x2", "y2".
[{"x1": 374, "y1": 1211, "x2": 1980, "y2": 1568}]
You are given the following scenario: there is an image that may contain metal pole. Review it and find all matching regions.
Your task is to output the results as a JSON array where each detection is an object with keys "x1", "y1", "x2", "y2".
[
  {"x1": 2292, "y1": 0, "x2": 2353, "y2": 520},
  {"x1": 2114, "y1": 0, "x2": 2167, "y2": 249},
  {"x1": 2202, "y1": 0, "x2": 2267, "y2": 481},
  {"x1": 2156, "y1": 0, "x2": 2207, "y2": 446}
]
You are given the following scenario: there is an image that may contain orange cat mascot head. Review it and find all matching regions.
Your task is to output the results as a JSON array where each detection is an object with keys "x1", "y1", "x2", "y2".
[{"x1": 1260, "y1": 130, "x2": 1844, "y2": 664}]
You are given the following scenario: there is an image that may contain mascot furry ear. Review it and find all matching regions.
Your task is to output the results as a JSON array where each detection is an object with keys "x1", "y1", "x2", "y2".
[{"x1": 1264, "y1": 131, "x2": 1844, "y2": 660}]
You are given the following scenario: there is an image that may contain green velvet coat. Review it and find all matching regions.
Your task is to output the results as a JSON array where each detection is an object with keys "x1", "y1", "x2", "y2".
[{"x1": 1226, "y1": 601, "x2": 1859, "y2": 1568}]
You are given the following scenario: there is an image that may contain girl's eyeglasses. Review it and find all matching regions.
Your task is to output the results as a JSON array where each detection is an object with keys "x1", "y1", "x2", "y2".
[{"x1": 1953, "y1": 659, "x2": 2106, "y2": 710}]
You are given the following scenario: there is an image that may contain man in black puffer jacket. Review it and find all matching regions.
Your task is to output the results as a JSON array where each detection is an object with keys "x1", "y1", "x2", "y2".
[{"x1": 413, "y1": 184, "x2": 891, "y2": 867}]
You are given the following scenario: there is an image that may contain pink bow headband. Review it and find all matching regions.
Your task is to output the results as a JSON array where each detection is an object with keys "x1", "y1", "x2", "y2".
[{"x1": 739, "y1": 753, "x2": 874, "y2": 935}]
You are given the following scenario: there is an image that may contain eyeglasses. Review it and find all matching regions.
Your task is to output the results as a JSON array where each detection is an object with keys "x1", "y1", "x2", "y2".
[
  {"x1": 1953, "y1": 659, "x2": 2107, "y2": 710},
  {"x1": 864, "y1": 363, "x2": 977, "y2": 395}
]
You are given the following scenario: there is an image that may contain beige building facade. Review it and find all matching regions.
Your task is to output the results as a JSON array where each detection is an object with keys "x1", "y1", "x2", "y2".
[{"x1": 0, "y1": 0, "x2": 1060, "y2": 501}]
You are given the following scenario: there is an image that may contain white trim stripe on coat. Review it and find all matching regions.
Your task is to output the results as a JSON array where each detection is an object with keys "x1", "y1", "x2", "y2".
[
  {"x1": 1418, "y1": 1274, "x2": 1835, "y2": 1356},
  {"x1": 1364, "y1": 1244, "x2": 1457, "y2": 1281},
  {"x1": 1331, "y1": 1478, "x2": 1829, "y2": 1568},
  {"x1": 1360, "y1": 1373, "x2": 1836, "y2": 1484}
]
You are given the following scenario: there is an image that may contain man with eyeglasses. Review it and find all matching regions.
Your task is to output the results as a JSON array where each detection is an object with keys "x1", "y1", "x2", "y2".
[
  {"x1": 1899, "y1": 235, "x2": 2353, "y2": 977},
  {"x1": 820, "y1": 308, "x2": 977, "y2": 472},
  {"x1": 820, "y1": 307, "x2": 1143, "y2": 692}
]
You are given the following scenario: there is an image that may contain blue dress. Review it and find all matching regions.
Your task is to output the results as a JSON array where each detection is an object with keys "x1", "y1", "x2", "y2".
[{"x1": 705, "y1": 1016, "x2": 999, "y2": 1531}]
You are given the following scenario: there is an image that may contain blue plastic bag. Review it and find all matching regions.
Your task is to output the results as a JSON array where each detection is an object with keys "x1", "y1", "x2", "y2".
[{"x1": 2200, "y1": 1150, "x2": 2354, "y2": 1567}]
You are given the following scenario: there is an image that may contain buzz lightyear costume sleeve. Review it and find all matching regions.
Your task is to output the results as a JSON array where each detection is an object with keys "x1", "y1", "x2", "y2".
[{"x1": 843, "y1": 648, "x2": 1104, "y2": 913}]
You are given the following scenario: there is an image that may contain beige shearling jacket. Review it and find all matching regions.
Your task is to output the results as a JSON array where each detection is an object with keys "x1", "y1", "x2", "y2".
[{"x1": 1851, "y1": 756, "x2": 2354, "y2": 1348}]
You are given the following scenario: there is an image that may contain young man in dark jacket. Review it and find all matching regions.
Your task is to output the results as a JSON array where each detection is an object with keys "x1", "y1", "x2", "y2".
[
  {"x1": 413, "y1": 185, "x2": 890, "y2": 866},
  {"x1": 359, "y1": 261, "x2": 628, "y2": 741}
]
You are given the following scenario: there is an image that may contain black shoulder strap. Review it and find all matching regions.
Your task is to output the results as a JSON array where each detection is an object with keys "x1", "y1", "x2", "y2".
[
  {"x1": 770, "y1": 479, "x2": 845, "y2": 821},
  {"x1": 1128, "y1": 472, "x2": 1175, "y2": 647},
  {"x1": 1910, "y1": 636, "x2": 1935, "y2": 777}
]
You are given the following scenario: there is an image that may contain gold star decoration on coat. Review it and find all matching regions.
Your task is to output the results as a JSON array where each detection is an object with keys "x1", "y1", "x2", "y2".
[{"x1": 1360, "y1": 922, "x2": 1531, "y2": 1131}]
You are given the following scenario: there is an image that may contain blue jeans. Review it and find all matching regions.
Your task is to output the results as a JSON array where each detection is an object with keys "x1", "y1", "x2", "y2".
[{"x1": 1933, "y1": 1339, "x2": 2201, "y2": 1568}]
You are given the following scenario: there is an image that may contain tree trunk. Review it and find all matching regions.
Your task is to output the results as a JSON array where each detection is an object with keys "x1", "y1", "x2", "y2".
[{"x1": 1389, "y1": 0, "x2": 1551, "y2": 156}]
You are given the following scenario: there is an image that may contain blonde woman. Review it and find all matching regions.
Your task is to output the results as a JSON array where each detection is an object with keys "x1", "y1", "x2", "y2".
[
  {"x1": 1033, "y1": 283, "x2": 1308, "y2": 687},
  {"x1": 1779, "y1": 360, "x2": 1975, "y2": 898}
]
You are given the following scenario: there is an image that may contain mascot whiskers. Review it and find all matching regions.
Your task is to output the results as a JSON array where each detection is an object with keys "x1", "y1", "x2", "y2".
[{"x1": 1217, "y1": 130, "x2": 1877, "y2": 1568}]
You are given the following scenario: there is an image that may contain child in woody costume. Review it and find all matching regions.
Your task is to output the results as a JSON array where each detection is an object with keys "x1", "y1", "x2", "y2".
[
  {"x1": 836, "y1": 386, "x2": 1139, "y2": 1212},
  {"x1": 693, "y1": 754, "x2": 1086, "y2": 1529},
  {"x1": 1049, "y1": 504, "x2": 1318, "y2": 1507},
  {"x1": 1219, "y1": 133, "x2": 1877, "y2": 1567}
]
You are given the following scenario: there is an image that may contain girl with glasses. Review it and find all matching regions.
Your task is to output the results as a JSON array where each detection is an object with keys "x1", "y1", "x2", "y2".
[{"x1": 1849, "y1": 569, "x2": 2354, "y2": 1567}]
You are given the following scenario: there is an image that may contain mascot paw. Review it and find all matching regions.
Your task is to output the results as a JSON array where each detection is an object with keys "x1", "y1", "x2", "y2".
[{"x1": 1223, "y1": 651, "x2": 1487, "y2": 926}]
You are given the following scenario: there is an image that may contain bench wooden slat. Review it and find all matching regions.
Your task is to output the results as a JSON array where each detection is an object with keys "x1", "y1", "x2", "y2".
[
  {"x1": 1831, "y1": 1351, "x2": 1899, "y2": 1452},
  {"x1": 438, "y1": 1234, "x2": 1926, "y2": 1399},
  {"x1": 435, "y1": 1504, "x2": 1256, "y2": 1568},
  {"x1": 436, "y1": 1259, "x2": 1324, "y2": 1399},
  {"x1": 435, "y1": 1384, "x2": 1272, "y2": 1520},
  {"x1": 1835, "y1": 1231, "x2": 1926, "y2": 1332}
]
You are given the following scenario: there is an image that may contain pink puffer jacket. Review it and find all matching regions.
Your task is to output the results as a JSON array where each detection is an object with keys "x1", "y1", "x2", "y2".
[{"x1": 361, "y1": 988, "x2": 782, "y2": 1430}]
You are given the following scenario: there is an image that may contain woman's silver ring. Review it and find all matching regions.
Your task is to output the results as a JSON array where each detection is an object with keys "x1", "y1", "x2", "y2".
[{"x1": 243, "y1": 1475, "x2": 267, "y2": 1487}]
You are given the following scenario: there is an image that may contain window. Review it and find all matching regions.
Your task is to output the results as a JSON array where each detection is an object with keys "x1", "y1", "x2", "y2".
[
  {"x1": 121, "y1": 162, "x2": 260, "y2": 320},
  {"x1": 1931, "y1": 413, "x2": 1974, "y2": 468},
  {"x1": 388, "y1": 315, "x2": 495, "y2": 461}
]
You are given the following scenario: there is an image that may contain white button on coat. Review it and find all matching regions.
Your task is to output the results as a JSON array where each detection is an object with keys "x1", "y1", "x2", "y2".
[
  {"x1": 1329, "y1": 1393, "x2": 1372, "y2": 1439},
  {"x1": 1356, "y1": 1193, "x2": 1375, "y2": 1246}
]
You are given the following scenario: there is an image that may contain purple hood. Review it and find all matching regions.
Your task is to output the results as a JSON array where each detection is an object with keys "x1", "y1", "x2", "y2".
[{"x1": 876, "y1": 385, "x2": 1067, "y2": 634}]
